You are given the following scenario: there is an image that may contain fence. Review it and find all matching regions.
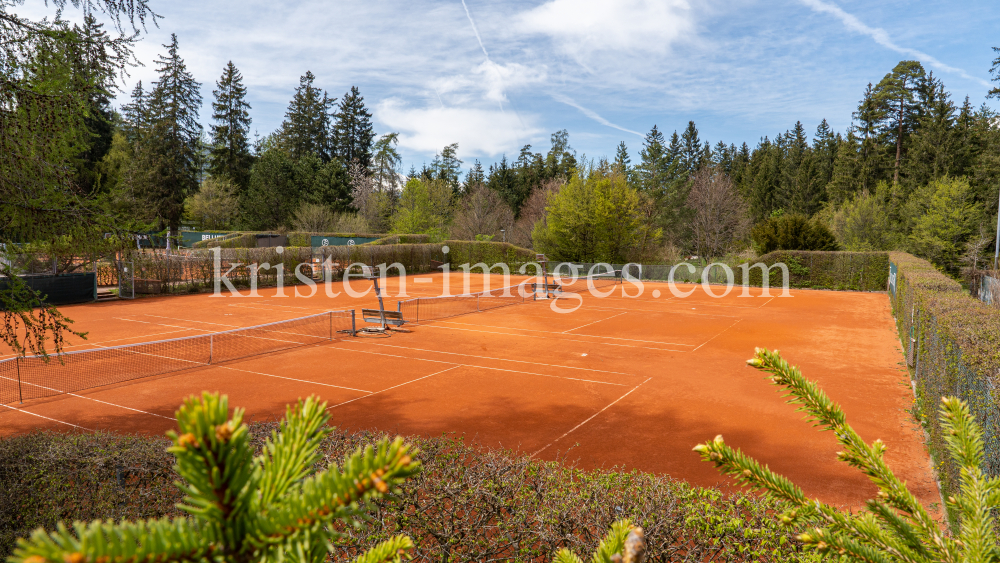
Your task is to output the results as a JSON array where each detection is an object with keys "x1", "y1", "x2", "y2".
[{"x1": 888, "y1": 252, "x2": 1000, "y2": 521}]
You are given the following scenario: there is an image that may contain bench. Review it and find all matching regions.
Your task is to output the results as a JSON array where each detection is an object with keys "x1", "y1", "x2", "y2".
[{"x1": 361, "y1": 308, "x2": 406, "y2": 326}]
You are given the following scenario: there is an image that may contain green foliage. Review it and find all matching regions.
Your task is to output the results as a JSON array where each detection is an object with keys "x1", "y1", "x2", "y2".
[
  {"x1": 239, "y1": 149, "x2": 351, "y2": 230},
  {"x1": 904, "y1": 176, "x2": 979, "y2": 274},
  {"x1": 2, "y1": 423, "x2": 820, "y2": 563},
  {"x1": 744, "y1": 251, "x2": 890, "y2": 290},
  {"x1": 750, "y1": 214, "x2": 839, "y2": 254},
  {"x1": 279, "y1": 71, "x2": 335, "y2": 162},
  {"x1": 552, "y1": 520, "x2": 644, "y2": 563},
  {"x1": 390, "y1": 177, "x2": 453, "y2": 239},
  {"x1": 332, "y1": 86, "x2": 375, "y2": 168},
  {"x1": 533, "y1": 166, "x2": 661, "y2": 263},
  {"x1": 184, "y1": 176, "x2": 238, "y2": 230},
  {"x1": 888, "y1": 252, "x2": 1000, "y2": 522},
  {"x1": 695, "y1": 348, "x2": 1000, "y2": 562},
  {"x1": 8, "y1": 392, "x2": 419, "y2": 563},
  {"x1": 209, "y1": 61, "x2": 254, "y2": 191},
  {"x1": 828, "y1": 182, "x2": 901, "y2": 251}
]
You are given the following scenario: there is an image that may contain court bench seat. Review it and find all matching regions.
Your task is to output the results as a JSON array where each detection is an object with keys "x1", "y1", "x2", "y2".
[{"x1": 361, "y1": 308, "x2": 406, "y2": 326}]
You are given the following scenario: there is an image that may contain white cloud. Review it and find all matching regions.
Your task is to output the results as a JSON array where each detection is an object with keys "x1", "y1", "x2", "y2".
[
  {"x1": 799, "y1": 0, "x2": 990, "y2": 87},
  {"x1": 517, "y1": 0, "x2": 696, "y2": 55},
  {"x1": 376, "y1": 99, "x2": 544, "y2": 157}
]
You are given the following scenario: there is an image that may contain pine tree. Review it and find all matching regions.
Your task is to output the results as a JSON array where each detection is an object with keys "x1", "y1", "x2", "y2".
[
  {"x1": 812, "y1": 119, "x2": 837, "y2": 191},
  {"x1": 431, "y1": 142, "x2": 463, "y2": 193},
  {"x1": 465, "y1": 159, "x2": 486, "y2": 190},
  {"x1": 544, "y1": 129, "x2": 576, "y2": 179},
  {"x1": 902, "y1": 74, "x2": 958, "y2": 193},
  {"x1": 372, "y1": 132, "x2": 402, "y2": 194},
  {"x1": 121, "y1": 81, "x2": 147, "y2": 142},
  {"x1": 874, "y1": 60, "x2": 924, "y2": 185},
  {"x1": 486, "y1": 156, "x2": 519, "y2": 215},
  {"x1": 146, "y1": 33, "x2": 203, "y2": 239},
  {"x1": 988, "y1": 46, "x2": 1000, "y2": 99},
  {"x1": 72, "y1": 14, "x2": 116, "y2": 194},
  {"x1": 679, "y1": 120, "x2": 704, "y2": 174},
  {"x1": 746, "y1": 137, "x2": 781, "y2": 221},
  {"x1": 209, "y1": 61, "x2": 253, "y2": 192},
  {"x1": 281, "y1": 71, "x2": 334, "y2": 161},
  {"x1": 636, "y1": 125, "x2": 667, "y2": 197},
  {"x1": 332, "y1": 86, "x2": 375, "y2": 169},
  {"x1": 852, "y1": 82, "x2": 890, "y2": 192}
]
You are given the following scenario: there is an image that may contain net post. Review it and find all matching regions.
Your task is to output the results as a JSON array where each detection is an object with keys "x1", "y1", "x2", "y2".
[
  {"x1": 329, "y1": 310, "x2": 333, "y2": 340},
  {"x1": 16, "y1": 357, "x2": 23, "y2": 404},
  {"x1": 209, "y1": 334, "x2": 213, "y2": 365},
  {"x1": 351, "y1": 309, "x2": 357, "y2": 336}
]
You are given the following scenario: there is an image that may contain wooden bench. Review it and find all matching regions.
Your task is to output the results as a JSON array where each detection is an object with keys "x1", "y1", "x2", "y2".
[{"x1": 361, "y1": 308, "x2": 406, "y2": 326}]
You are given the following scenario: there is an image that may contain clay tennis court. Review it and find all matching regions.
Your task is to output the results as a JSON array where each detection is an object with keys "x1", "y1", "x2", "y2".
[{"x1": 0, "y1": 272, "x2": 938, "y2": 511}]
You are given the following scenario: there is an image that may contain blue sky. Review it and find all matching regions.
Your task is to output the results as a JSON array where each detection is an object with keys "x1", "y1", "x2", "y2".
[{"x1": 29, "y1": 0, "x2": 1000, "y2": 172}]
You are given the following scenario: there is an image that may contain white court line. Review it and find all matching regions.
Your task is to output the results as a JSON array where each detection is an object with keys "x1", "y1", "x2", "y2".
[
  {"x1": 141, "y1": 314, "x2": 239, "y2": 327},
  {"x1": 758, "y1": 297, "x2": 775, "y2": 308},
  {"x1": 115, "y1": 318, "x2": 216, "y2": 332},
  {"x1": 419, "y1": 324, "x2": 692, "y2": 352},
  {"x1": 562, "y1": 312, "x2": 627, "y2": 334},
  {"x1": 692, "y1": 319, "x2": 743, "y2": 352},
  {"x1": 574, "y1": 303, "x2": 742, "y2": 317},
  {"x1": 532, "y1": 377, "x2": 652, "y2": 456},
  {"x1": 1, "y1": 402, "x2": 93, "y2": 430},
  {"x1": 0, "y1": 328, "x2": 193, "y2": 359},
  {"x1": 328, "y1": 345, "x2": 631, "y2": 386},
  {"x1": 327, "y1": 366, "x2": 461, "y2": 409},
  {"x1": 343, "y1": 340, "x2": 636, "y2": 376},
  {"x1": 215, "y1": 365, "x2": 373, "y2": 394},
  {"x1": 430, "y1": 320, "x2": 697, "y2": 347}
]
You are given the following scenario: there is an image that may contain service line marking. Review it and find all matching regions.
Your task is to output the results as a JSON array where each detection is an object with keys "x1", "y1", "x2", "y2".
[
  {"x1": 692, "y1": 319, "x2": 743, "y2": 352},
  {"x1": 431, "y1": 320, "x2": 696, "y2": 347},
  {"x1": 419, "y1": 324, "x2": 691, "y2": 352},
  {"x1": 532, "y1": 377, "x2": 652, "y2": 456},
  {"x1": 1, "y1": 402, "x2": 94, "y2": 431}
]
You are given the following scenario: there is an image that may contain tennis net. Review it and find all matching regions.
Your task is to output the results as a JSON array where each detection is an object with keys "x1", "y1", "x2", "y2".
[
  {"x1": 0, "y1": 310, "x2": 355, "y2": 405},
  {"x1": 396, "y1": 282, "x2": 534, "y2": 323},
  {"x1": 550, "y1": 270, "x2": 622, "y2": 294}
]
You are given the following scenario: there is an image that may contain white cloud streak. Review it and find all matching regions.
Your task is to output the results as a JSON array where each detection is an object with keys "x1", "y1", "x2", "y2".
[
  {"x1": 551, "y1": 94, "x2": 643, "y2": 137},
  {"x1": 799, "y1": 0, "x2": 990, "y2": 87}
]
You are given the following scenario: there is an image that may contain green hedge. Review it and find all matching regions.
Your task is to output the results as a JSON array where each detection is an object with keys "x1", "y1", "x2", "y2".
[
  {"x1": 192, "y1": 232, "x2": 259, "y2": 249},
  {"x1": 286, "y1": 231, "x2": 388, "y2": 247},
  {"x1": 737, "y1": 251, "x2": 890, "y2": 291},
  {"x1": 888, "y1": 251, "x2": 1000, "y2": 525},
  {"x1": 315, "y1": 241, "x2": 536, "y2": 277},
  {"x1": 0, "y1": 425, "x2": 818, "y2": 562}
]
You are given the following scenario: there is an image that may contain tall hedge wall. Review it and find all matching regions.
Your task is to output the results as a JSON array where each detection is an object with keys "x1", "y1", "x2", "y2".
[
  {"x1": 888, "y1": 251, "x2": 1000, "y2": 524},
  {"x1": 738, "y1": 250, "x2": 890, "y2": 291}
]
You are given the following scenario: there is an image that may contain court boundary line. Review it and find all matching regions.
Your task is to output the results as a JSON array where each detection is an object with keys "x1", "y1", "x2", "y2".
[
  {"x1": 216, "y1": 364, "x2": 373, "y2": 394},
  {"x1": 1, "y1": 403, "x2": 93, "y2": 431},
  {"x1": 692, "y1": 319, "x2": 743, "y2": 352},
  {"x1": 327, "y1": 366, "x2": 461, "y2": 409},
  {"x1": 562, "y1": 312, "x2": 628, "y2": 334},
  {"x1": 429, "y1": 320, "x2": 697, "y2": 347},
  {"x1": 342, "y1": 340, "x2": 636, "y2": 376},
  {"x1": 532, "y1": 377, "x2": 652, "y2": 456},
  {"x1": 418, "y1": 324, "x2": 692, "y2": 352},
  {"x1": 328, "y1": 345, "x2": 632, "y2": 386}
]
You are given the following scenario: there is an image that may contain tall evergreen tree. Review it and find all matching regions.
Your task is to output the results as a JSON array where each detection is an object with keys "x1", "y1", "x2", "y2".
[
  {"x1": 209, "y1": 61, "x2": 253, "y2": 191},
  {"x1": 486, "y1": 156, "x2": 520, "y2": 215},
  {"x1": 372, "y1": 132, "x2": 402, "y2": 193},
  {"x1": 281, "y1": 71, "x2": 334, "y2": 161},
  {"x1": 72, "y1": 14, "x2": 116, "y2": 194},
  {"x1": 431, "y1": 142, "x2": 463, "y2": 193},
  {"x1": 465, "y1": 160, "x2": 486, "y2": 190},
  {"x1": 852, "y1": 82, "x2": 890, "y2": 192},
  {"x1": 812, "y1": 119, "x2": 838, "y2": 190},
  {"x1": 614, "y1": 141, "x2": 631, "y2": 176},
  {"x1": 679, "y1": 121, "x2": 704, "y2": 174},
  {"x1": 332, "y1": 86, "x2": 375, "y2": 169},
  {"x1": 874, "y1": 60, "x2": 924, "y2": 185},
  {"x1": 146, "y1": 33, "x2": 203, "y2": 239},
  {"x1": 544, "y1": 129, "x2": 576, "y2": 179}
]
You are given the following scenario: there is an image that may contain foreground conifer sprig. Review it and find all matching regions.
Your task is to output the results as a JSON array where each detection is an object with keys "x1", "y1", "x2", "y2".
[
  {"x1": 694, "y1": 347, "x2": 1000, "y2": 562},
  {"x1": 10, "y1": 392, "x2": 420, "y2": 563},
  {"x1": 552, "y1": 519, "x2": 646, "y2": 563}
]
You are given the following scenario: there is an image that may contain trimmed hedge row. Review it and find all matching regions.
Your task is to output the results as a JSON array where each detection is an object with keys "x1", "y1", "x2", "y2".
[
  {"x1": 888, "y1": 251, "x2": 1000, "y2": 524},
  {"x1": 739, "y1": 251, "x2": 890, "y2": 291},
  {"x1": 315, "y1": 241, "x2": 536, "y2": 276},
  {"x1": 0, "y1": 425, "x2": 818, "y2": 562}
]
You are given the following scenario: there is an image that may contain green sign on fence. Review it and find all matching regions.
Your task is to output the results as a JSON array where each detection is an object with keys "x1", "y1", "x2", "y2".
[
  {"x1": 180, "y1": 231, "x2": 230, "y2": 248},
  {"x1": 310, "y1": 236, "x2": 380, "y2": 247},
  {"x1": 888, "y1": 262, "x2": 897, "y2": 296}
]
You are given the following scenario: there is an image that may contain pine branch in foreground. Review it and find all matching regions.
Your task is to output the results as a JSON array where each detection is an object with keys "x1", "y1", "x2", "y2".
[{"x1": 9, "y1": 392, "x2": 420, "y2": 563}]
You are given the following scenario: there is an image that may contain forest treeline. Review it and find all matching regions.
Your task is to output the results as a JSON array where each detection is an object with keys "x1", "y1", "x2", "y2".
[{"x1": 7, "y1": 13, "x2": 1000, "y2": 276}]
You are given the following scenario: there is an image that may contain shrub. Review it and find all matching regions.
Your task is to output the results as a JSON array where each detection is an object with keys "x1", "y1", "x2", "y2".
[
  {"x1": 695, "y1": 348, "x2": 1000, "y2": 562},
  {"x1": 1, "y1": 424, "x2": 819, "y2": 562},
  {"x1": 5, "y1": 393, "x2": 419, "y2": 563},
  {"x1": 741, "y1": 250, "x2": 890, "y2": 291},
  {"x1": 750, "y1": 214, "x2": 839, "y2": 254}
]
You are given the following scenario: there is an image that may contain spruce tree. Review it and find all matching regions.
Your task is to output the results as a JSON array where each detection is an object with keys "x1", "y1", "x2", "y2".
[
  {"x1": 332, "y1": 85, "x2": 375, "y2": 168},
  {"x1": 372, "y1": 132, "x2": 402, "y2": 193},
  {"x1": 636, "y1": 125, "x2": 667, "y2": 196},
  {"x1": 432, "y1": 142, "x2": 463, "y2": 193},
  {"x1": 614, "y1": 141, "x2": 631, "y2": 172},
  {"x1": 72, "y1": 14, "x2": 117, "y2": 194},
  {"x1": 679, "y1": 121, "x2": 704, "y2": 173},
  {"x1": 209, "y1": 61, "x2": 254, "y2": 192},
  {"x1": 544, "y1": 129, "x2": 576, "y2": 179},
  {"x1": 465, "y1": 159, "x2": 486, "y2": 190},
  {"x1": 121, "y1": 81, "x2": 147, "y2": 142},
  {"x1": 852, "y1": 82, "x2": 890, "y2": 192},
  {"x1": 812, "y1": 119, "x2": 837, "y2": 190},
  {"x1": 281, "y1": 71, "x2": 334, "y2": 161},
  {"x1": 146, "y1": 33, "x2": 203, "y2": 240},
  {"x1": 902, "y1": 74, "x2": 958, "y2": 193}
]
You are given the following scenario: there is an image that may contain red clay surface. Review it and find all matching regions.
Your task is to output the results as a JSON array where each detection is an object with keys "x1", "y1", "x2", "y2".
[{"x1": 0, "y1": 273, "x2": 938, "y2": 513}]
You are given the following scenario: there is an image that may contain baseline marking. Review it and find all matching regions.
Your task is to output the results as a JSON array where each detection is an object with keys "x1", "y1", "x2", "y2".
[
  {"x1": 420, "y1": 324, "x2": 691, "y2": 352},
  {"x1": 562, "y1": 312, "x2": 628, "y2": 334}
]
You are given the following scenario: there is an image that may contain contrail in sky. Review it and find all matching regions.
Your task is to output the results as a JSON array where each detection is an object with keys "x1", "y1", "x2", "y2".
[
  {"x1": 800, "y1": 0, "x2": 989, "y2": 87},
  {"x1": 460, "y1": 0, "x2": 505, "y2": 113},
  {"x1": 552, "y1": 94, "x2": 644, "y2": 138}
]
